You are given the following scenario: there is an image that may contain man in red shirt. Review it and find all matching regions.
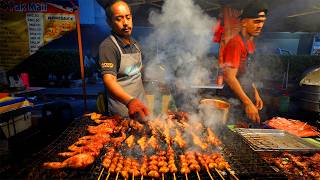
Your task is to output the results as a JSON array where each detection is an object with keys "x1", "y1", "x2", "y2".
[{"x1": 222, "y1": 1, "x2": 267, "y2": 123}]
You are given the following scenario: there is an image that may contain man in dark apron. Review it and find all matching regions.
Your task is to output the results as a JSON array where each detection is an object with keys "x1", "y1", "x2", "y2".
[
  {"x1": 221, "y1": 1, "x2": 268, "y2": 123},
  {"x1": 98, "y1": 0, "x2": 149, "y2": 119}
]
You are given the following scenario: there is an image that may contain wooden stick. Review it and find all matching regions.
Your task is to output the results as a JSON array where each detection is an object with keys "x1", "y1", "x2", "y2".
[
  {"x1": 196, "y1": 171, "x2": 201, "y2": 180},
  {"x1": 215, "y1": 168, "x2": 225, "y2": 180},
  {"x1": 132, "y1": 173, "x2": 134, "y2": 180},
  {"x1": 227, "y1": 169, "x2": 239, "y2": 180},
  {"x1": 162, "y1": 173, "x2": 164, "y2": 180},
  {"x1": 97, "y1": 168, "x2": 104, "y2": 180},
  {"x1": 141, "y1": 175, "x2": 143, "y2": 180},
  {"x1": 106, "y1": 170, "x2": 110, "y2": 180},
  {"x1": 115, "y1": 172, "x2": 119, "y2": 180},
  {"x1": 185, "y1": 173, "x2": 188, "y2": 180},
  {"x1": 173, "y1": 173, "x2": 176, "y2": 180},
  {"x1": 205, "y1": 167, "x2": 214, "y2": 180}
]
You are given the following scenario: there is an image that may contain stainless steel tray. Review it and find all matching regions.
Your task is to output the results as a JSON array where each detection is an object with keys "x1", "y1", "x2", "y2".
[{"x1": 234, "y1": 128, "x2": 320, "y2": 152}]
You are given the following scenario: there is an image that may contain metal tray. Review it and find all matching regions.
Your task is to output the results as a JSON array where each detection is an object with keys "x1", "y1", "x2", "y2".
[{"x1": 234, "y1": 128, "x2": 320, "y2": 152}]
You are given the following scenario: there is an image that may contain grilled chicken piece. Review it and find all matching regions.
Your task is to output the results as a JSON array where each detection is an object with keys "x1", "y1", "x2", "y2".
[
  {"x1": 111, "y1": 132, "x2": 126, "y2": 144},
  {"x1": 207, "y1": 128, "x2": 221, "y2": 146},
  {"x1": 43, "y1": 153, "x2": 95, "y2": 169},
  {"x1": 191, "y1": 132, "x2": 208, "y2": 150},
  {"x1": 87, "y1": 123, "x2": 114, "y2": 134},
  {"x1": 137, "y1": 136, "x2": 147, "y2": 151},
  {"x1": 125, "y1": 135, "x2": 135, "y2": 148},
  {"x1": 174, "y1": 129, "x2": 186, "y2": 148},
  {"x1": 148, "y1": 170, "x2": 160, "y2": 178},
  {"x1": 148, "y1": 135, "x2": 158, "y2": 149}
]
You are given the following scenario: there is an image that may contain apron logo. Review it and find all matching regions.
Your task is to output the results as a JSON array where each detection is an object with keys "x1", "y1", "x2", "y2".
[{"x1": 101, "y1": 62, "x2": 114, "y2": 68}]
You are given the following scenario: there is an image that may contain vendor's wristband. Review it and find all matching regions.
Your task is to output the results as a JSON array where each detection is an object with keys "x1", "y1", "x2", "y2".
[{"x1": 126, "y1": 97, "x2": 135, "y2": 107}]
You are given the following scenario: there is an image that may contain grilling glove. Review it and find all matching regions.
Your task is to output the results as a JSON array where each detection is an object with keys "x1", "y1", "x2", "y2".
[{"x1": 126, "y1": 98, "x2": 150, "y2": 121}]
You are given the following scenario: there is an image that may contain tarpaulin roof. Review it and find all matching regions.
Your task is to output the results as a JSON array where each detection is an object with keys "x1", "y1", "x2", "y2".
[{"x1": 97, "y1": 0, "x2": 320, "y2": 32}]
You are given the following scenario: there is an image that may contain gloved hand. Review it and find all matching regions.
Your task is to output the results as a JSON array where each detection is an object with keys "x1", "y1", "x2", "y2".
[{"x1": 126, "y1": 98, "x2": 150, "y2": 120}]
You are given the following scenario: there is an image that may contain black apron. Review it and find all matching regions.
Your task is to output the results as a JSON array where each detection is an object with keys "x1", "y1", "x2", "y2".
[{"x1": 106, "y1": 35, "x2": 147, "y2": 117}]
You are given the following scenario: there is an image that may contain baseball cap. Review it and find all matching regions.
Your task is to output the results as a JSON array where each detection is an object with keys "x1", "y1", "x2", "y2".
[{"x1": 240, "y1": 0, "x2": 268, "y2": 19}]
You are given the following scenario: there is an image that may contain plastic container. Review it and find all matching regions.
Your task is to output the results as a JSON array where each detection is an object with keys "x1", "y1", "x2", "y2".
[
  {"x1": 20, "y1": 73, "x2": 30, "y2": 89},
  {"x1": 0, "y1": 112, "x2": 32, "y2": 138}
]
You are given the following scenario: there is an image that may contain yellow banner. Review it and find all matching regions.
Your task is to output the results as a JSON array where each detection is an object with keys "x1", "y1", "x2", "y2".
[{"x1": 0, "y1": 2, "x2": 76, "y2": 71}]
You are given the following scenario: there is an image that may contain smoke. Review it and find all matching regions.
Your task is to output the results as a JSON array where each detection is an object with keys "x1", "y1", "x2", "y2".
[{"x1": 142, "y1": 0, "x2": 217, "y2": 115}]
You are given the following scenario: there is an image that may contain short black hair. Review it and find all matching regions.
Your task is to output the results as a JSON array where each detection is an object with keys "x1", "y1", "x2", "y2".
[
  {"x1": 240, "y1": 0, "x2": 268, "y2": 19},
  {"x1": 104, "y1": 0, "x2": 131, "y2": 22}
]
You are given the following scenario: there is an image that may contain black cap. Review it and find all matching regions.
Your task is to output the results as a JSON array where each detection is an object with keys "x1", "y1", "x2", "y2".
[{"x1": 240, "y1": 0, "x2": 268, "y2": 19}]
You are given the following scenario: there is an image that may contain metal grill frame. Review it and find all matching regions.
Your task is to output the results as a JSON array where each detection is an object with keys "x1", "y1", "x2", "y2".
[
  {"x1": 219, "y1": 127, "x2": 287, "y2": 179},
  {"x1": 9, "y1": 117, "x2": 288, "y2": 180}
]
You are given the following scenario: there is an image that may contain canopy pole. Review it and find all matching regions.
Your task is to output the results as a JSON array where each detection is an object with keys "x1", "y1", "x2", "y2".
[{"x1": 75, "y1": 11, "x2": 88, "y2": 112}]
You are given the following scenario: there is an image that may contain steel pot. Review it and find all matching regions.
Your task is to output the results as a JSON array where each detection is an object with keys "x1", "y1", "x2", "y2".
[{"x1": 199, "y1": 99, "x2": 230, "y2": 124}]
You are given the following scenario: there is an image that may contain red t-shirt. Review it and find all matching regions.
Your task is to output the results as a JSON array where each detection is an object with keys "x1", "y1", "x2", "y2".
[{"x1": 222, "y1": 34, "x2": 255, "y2": 70}]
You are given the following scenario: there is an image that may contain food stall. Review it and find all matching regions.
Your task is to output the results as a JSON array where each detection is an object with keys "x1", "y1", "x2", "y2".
[
  {"x1": 3, "y1": 106, "x2": 318, "y2": 179},
  {"x1": 1, "y1": 0, "x2": 320, "y2": 179}
]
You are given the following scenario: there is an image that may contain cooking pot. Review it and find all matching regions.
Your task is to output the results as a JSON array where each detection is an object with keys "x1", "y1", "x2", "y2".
[
  {"x1": 199, "y1": 99, "x2": 230, "y2": 124},
  {"x1": 296, "y1": 66, "x2": 320, "y2": 112}
]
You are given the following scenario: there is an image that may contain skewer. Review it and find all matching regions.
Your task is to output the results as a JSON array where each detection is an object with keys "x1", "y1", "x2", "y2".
[
  {"x1": 115, "y1": 172, "x2": 119, "y2": 180},
  {"x1": 141, "y1": 175, "x2": 143, "y2": 180},
  {"x1": 227, "y1": 169, "x2": 239, "y2": 180},
  {"x1": 205, "y1": 167, "x2": 214, "y2": 180},
  {"x1": 162, "y1": 173, "x2": 164, "y2": 180},
  {"x1": 185, "y1": 173, "x2": 188, "y2": 180},
  {"x1": 173, "y1": 173, "x2": 176, "y2": 180},
  {"x1": 215, "y1": 168, "x2": 225, "y2": 180},
  {"x1": 196, "y1": 171, "x2": 201, "y2": 180},
  {"x1": 105, "y1": 170, "x2": 110, "y2": 180},
  {"x1": 132, "y1": 173, "x2": 134, "y2": 180},
  {"x1": 97, "y1": 168, "x2": 104, "y2": 180}
]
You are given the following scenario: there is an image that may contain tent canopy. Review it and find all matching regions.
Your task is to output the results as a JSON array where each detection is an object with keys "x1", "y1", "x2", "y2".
[{"x1": 97, "y1": 0, "x2": 320, "y2": 32}]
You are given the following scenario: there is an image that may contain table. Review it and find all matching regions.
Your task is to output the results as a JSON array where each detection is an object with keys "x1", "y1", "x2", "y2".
[{"x1": 10, "y1": 87, "x2": 46, "y2": 96}]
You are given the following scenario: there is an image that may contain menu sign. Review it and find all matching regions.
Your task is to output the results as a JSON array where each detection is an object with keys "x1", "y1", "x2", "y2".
[{"x1": 0, "y1": 0, "x2": 78, "y2": 71}]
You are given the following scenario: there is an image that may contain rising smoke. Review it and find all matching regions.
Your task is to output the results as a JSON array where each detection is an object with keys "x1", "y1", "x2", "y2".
[
  {"x1": 140, "y1": 0, "x2": 224, "y2": 146},
  {"x1": 142, "y1": 0, "x2": 217, "y2": 114}
]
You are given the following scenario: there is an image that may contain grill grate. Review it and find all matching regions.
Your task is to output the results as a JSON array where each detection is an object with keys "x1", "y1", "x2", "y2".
[
  {"x1": 14, "y1": 117, "x2": 97, "y2": 179},
  {"x1": 219, "y1": 127, "x2": 287, "y2": 179},
  {"x1": 10, "y1": 117, "x2": 287, "y2": 180}
]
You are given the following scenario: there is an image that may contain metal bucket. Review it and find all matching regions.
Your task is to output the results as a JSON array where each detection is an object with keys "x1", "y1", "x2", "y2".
[{"x1": 199, "y1": 99, "x2": 230, "y2": 124}]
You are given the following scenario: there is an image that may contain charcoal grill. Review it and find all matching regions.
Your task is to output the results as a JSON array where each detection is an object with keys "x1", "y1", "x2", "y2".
[
  {"x1": 7, "y1": 117, "x2": 287, "y2": 180},
  {"x1": 11, "y1": 117, "x2": 96, "y2": 179}
]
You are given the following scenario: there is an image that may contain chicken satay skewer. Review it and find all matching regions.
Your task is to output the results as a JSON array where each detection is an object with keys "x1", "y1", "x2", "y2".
[
  {"x1": 105, "y1": 170, "x2": 110, "y2": 180},
  {"x1": 215, "y1": 168, "x2": 225, "y2": 180},
  {"x1": 97, "y1": 168, "x2": 104, "y2": 180},
  {"x1": 196, "y1": 153, "x2": 213, "y2": 180},
  {"x1": 115, "y1": 172, "x2": 119, "y2": 180},
  {"x1": 196, "y1": 171, "x2": 201, "y2": 180},
  {"x1": 227, "y1": 169, "x2": 239, "y2": 180},
  {"x1": 206, "y1": 167, "x2": 214, "y2": 180}
]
